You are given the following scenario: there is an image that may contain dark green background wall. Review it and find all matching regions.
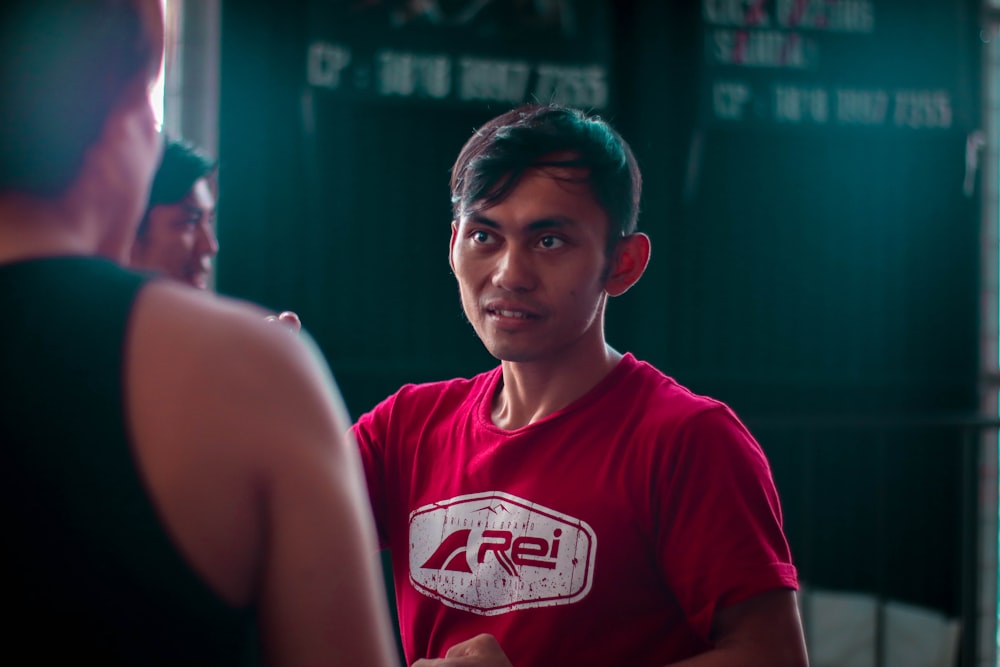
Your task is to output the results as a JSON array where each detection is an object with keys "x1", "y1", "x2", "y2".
[{"x1": 216, "y1": 0, "x2": 982, "y2": 629}]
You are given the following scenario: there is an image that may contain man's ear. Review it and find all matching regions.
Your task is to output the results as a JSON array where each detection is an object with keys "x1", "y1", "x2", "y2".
[
  {"x1": 449, "y1": 221, "x2": 458, "y2": 273},
  {"x1": 605, "y1": 232, "x2": 650, "y2": 297}
]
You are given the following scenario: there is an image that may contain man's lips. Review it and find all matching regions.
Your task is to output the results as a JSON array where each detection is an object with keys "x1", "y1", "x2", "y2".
[
  {"x1": 492, "y1": 309, "x2": 530, "y2": 319},
  {"x1": 482, "y1": 301, "x2": 542, "y2": 320}
]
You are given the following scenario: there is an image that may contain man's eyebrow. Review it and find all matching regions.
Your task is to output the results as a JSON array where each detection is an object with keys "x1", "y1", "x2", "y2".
[
  {"x1": 469, "y1": 214, "x2": 500, "y2": 228},
  {"x1": 469, "y1": 213, "x2": 577, "y2": 231}
]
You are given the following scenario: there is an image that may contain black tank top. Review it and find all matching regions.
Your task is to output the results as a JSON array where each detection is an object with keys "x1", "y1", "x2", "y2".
[{"x1": 0, "y1": 256, "x2": 256, "y2": 665}]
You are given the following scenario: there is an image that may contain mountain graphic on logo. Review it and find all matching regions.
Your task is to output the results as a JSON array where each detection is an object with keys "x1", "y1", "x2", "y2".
[{"x1": 473, "y1": 503, "x2": 510, "y2": 515}]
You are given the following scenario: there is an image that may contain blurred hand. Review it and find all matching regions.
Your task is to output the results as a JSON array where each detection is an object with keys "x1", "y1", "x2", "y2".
[
  {"x1": 410, "y1": 634, "x2": 513, "y2": 667},
  {"x1": 265, "y1": 310, "x2": 301, "y2": 334}
]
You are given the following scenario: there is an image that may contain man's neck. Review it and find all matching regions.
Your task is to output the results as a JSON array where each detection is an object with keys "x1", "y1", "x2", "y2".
[
  {"x1": 491, "y1": 344, "x2": 623, "y2": 430},
  {"x1": 0, "y1": 193, "x2": 102, "y2": 263}
]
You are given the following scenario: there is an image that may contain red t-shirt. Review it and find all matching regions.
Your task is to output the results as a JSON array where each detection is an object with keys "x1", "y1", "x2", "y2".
[{"x1": 354, "y1": 353, "x2": 798, "y2": 667}]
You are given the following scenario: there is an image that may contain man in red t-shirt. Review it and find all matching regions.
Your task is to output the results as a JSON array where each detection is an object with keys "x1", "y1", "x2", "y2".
[{"x1": 353, "y1": 103, "x2": 809, "y2": 667}]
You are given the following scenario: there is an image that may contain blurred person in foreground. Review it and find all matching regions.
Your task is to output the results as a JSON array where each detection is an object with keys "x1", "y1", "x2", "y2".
[
  {"x1": 0, "y1": 1, "x2": 397, "y2": 664},
  {"x1": 130, "y1": 136, "x2": 301, "y2": 330},
  {"x1": 353, "y1": 103, "x2": 809, "y2": 667}
]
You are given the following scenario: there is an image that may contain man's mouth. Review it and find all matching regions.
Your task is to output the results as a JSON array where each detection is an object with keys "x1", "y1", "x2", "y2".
[
  {"x1": 484, "y1": 302, "x2": 541, "y2": 322},
  {"x1": 492, "y1": 309, "x2": 531, "y2": 319}
]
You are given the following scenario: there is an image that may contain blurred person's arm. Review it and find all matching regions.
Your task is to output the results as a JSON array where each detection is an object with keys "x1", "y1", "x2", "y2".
[{"x1": 126, "y1": 280, "x2": 400, "y2": 667}]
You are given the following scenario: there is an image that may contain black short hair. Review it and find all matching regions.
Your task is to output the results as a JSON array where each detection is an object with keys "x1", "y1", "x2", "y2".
[
  {"x1": 450, "y1": 103, "x2": 642, "y2": 252},
  {"x1": 137, "y1": 137, "x2": 218, "y2": 237}
]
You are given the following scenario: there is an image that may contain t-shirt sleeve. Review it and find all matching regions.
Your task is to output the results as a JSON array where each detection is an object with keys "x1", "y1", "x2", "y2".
[
  {"x1": 352, "y1": 401, "x2": 392, "y2": 548},
  {"x1": 656, "y1": 405, "x2": 799, "y2": 641}
]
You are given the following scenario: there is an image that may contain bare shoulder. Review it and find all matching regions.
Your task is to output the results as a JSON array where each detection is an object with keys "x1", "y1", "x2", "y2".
[
  {"x1": 127, "y1": 280, "x2": 347, "y2": 454},
  {"x1": 123, "y1": 280, "x2": 358, "y2": 607},
  {"x1": 130, "y1": 281, "x2": 319, "y2": 386}
]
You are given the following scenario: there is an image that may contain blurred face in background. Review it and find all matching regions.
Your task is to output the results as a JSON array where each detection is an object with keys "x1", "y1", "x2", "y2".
[{"x1": 130, "y1": 177, "x2": 218, "y2": 289}]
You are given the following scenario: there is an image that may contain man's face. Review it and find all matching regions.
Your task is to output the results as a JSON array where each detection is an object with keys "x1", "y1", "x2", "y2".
[
  {"x1": 131, "y1": 177, "x2": 218, "y2": 289},
  {"x1": 449, "y1": 164, "x2": 613, "y2": 365}
]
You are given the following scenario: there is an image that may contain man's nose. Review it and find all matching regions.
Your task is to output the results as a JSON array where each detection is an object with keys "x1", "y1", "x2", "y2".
[
  {"x1": 197, "y1": 222, "x2": 219, "y2": 257},
  {"x1": 492, "y1": 245, "x2": 536, "y2": 292}
]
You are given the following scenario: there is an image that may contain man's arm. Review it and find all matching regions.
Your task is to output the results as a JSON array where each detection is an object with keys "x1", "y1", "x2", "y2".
[
  {"x1": 254, "y1": 330, "x2": 400, "y2": 667},
  {"x1": 668, "y1": 589, "x2": 809, "y2": 667},
  {"x1": 127, "y1": 281, "x2": 401, "y2": 667}
]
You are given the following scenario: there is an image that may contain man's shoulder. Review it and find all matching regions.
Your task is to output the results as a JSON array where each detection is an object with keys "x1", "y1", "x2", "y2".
[
  {"x1": 616, "y1": 353, "x2": 735, "y2": 428},
  {"x1": 130, "y1": 280, "x2": 295, "y2": 364},
  {"x1": 606, "y1": 357, "x2": 765, "y2": 469},
  {"x1": 396, "y1": 368, "x2": 496, "y2": 397},
  {"x1": 128, "y1": 281, "x2": 336, "y2": 432},
  {"x1": 620, "y1": 353, "x2": 725, "y2": 408},
  {"x1": 362, "y1": 366, "x2": 499, "y2": 422},
  {"x1": 134, "y1": 279, "x2": 271, "y2": 327},
  {"x1": 125, "y1": 280, "x2": 354, "y2": 497}
]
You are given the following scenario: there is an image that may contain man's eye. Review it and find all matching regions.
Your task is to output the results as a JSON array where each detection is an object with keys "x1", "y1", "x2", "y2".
[
  {"x1": 471, "y1": 230, "x2": 493, "y2": 244},
  {"x1": 538, "y1": 236, "x2": 565, "y2": 249}
]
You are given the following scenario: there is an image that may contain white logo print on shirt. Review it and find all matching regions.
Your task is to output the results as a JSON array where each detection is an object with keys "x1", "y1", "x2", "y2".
[{"x1": 408, "y1": 491, "x2": 596, "y2": 615}]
